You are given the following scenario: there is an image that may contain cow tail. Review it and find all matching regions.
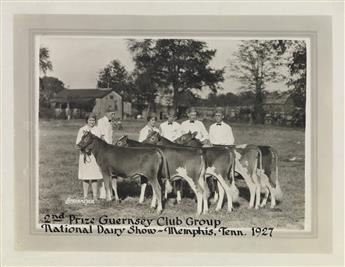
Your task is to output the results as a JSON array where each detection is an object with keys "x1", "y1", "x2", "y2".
[
  {"x1": 199, "y1": 150, "x2": 208, "y2": 197},
  {"x1": 156, "y1": 148, "x2": 172, "y2": 194},
  {"x1": 228, "y1": 148, "x2": 239, "y2": 202},
  {"x1": 253, "y1": 148, "x2": 260, "y2": 184},
  {"x1": 272, "y1": 148, "x2": 283, "y2": 201}
]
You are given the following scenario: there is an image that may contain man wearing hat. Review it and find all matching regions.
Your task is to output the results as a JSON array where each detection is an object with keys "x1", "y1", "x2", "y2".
[
  {"x1": 97, "y1": 106, "x2": 117, "y2": 199},
  {"x1": 181, "y1": 107, "x2": 209, "y2": 144},
  {"x1": 209, "y1": 107, "x2": 235, "y2": 145},
  {"x1": 159, "y1": 110, "x2": 181, "y2": 142}
]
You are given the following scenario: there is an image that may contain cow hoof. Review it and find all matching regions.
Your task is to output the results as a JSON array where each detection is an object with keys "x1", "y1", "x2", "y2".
[
  {"x1": 114, "y1": 199, "x2": 120, "y2": 205},
  {"x1": 156, "y1": 209, "x2": 162, "y2": 215},
  {"x1": 255, "y1": 206, "x2": 260, "y2": 210},
  {"x1": 270, "y1": 205, "x2": 276, "y2": 209},
  {"x1": 202, "y1": 210, "x2": 208, "y2": 215},
  {"x1": 137, "y1": 202, "x2": 145, "y2": 206},
  {"x1": 227, "y1": 208, "x2": 233, "y2": 213}
]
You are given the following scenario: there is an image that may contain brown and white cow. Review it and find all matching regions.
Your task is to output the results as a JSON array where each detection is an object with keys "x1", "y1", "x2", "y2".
[
  {"x1": 115, "y1": 135, "x2": 208, "y2": 215},
  {"x1": 175, "y1": 132, "x2": 282, "y2": 209},
  {"x1": 143, "y1": 131, "x2": 239, "y2": 212}
]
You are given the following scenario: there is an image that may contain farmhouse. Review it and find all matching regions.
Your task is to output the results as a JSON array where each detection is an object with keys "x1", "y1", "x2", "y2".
[
  {"x1": 263, "y1": 94, "x2": 296, "y2": 114},
  {"x1": 51, "y1": 88, "x2": 132, "y2": 119}
]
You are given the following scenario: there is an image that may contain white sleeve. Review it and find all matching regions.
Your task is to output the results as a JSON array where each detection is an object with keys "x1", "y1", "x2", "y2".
[
  {"x1": 138, "y1": 128, "x2": 146, "y2": 142},
  {"x1": 180, "y1": 121, "x2": 187, "y2": 134},
  {"x1": 97, "y1": 119, "x2": 105, "y2": 137},
  {"x1": 199, "y1": 122, "x2": 209, "y2": 141},
  {"x1": 175, "y1": 123, "x2": 182, "y2": 139},
  {"x1": 209, "y1": 125, "x2": 215, "y2": 144},
  {"x1": 227, "y1": 125, "x2": 235, "y2": 145},
  {"x1": 93, "y1": 126, "x2": 102, "y2": 138}
]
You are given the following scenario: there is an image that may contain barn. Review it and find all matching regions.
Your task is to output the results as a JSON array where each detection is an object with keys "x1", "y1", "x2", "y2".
[
  {"x1": 262, "y1": 94, "x2": 296, "y2": 114},
  {"x1": 51, "y1": 88, "x2": 131, "y2": 120}
]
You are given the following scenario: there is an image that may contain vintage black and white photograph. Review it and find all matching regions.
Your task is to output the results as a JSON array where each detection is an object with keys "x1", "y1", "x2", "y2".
[{"x1": 38, "y1": 36, "x2": 308, "y2": 233}]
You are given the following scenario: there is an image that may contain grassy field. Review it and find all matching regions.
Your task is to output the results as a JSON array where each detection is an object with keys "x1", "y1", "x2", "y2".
[{"x1": 39, "y1": 119, "x2": 305, "y2": 229}]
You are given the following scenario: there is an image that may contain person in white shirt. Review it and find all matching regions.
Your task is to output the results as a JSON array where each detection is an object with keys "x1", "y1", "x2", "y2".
[
  {"x1": 97, "y1": 106, "x2": 116, "y2": 144},
  {"x1": 138, "y1": 113, "x2": 160, "y2": 203},
  {"x1": 138, "y1": 114, "x2": 160, "y2": 142},
  {"x1": 209, "y1": 107, "x2": 235, "y2": 145},
  {"x1": 181, "y1": 107, "x2": 209, "y2": 144},
  {"x1": 75, "y1": 113, "x2": 103, "y2": 200},
  {"x1": 97, "y1": 107, "x2": 117, "y2": 200},
  {"x1": 159, "y1": 110, "x2": 181, "y2": 142}
]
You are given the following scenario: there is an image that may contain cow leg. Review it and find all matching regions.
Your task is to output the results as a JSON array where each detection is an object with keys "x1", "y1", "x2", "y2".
[
  {"x1": 265, "y1": 181, "x2": 277, "y2": 209},
  {"x1": 178, "y1": 173, "x2": 202, "y2": 215},
  {"x1": 139, "y1": 183, "x2": 147, "y2": 204},
  {"x1": 215, "y1": 175, "x2": 233, "y2": 212},
  {"x1": 199, "y1": 178, "x2": 209, "y2": 215},
  {"x1": 101, "y1": 172, "x2": 112, "y2": 205},
  {"x1": 252, "y1": 171, "x2": 261, "y2": 209},
  {"x1": 215, "y1": 181, "x2": 225, "y2": 211},
  {"x1": 151, "y1": 179, "x2": 162, "y2": 214},
  {"x1": 258, "y1": 171, "x2": 271, "y2": 208},
  {"x1": 99, "y1": 182, "x2": 106, "y2": 199},
  {"x1": 260, "y1": 187, "x2": 269, "y2": 208},
  {"x1": 111, "y1": 178, "x2": 120, "y2": 204},
  {"x1": 235, "y1": 161, "x2": 256, "y2": 209},
  {"x1": 209, "y1": 177, "x2": 219, "y2": 204},
  {"x1": 175, "y1": 180, "x2": 182, "y2": 204},
  {"x1": 150, "y1": 187, "x2": 157, "y2": 209}
]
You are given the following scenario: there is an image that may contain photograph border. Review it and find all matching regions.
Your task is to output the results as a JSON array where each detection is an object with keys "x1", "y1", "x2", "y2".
[{"x1": 16, "y1": 14, "x2": 326, "y2": 250}]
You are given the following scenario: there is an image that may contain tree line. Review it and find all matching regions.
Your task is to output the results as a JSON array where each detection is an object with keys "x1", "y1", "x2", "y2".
[{"x1": 39, "y1": 39, "x2": 306, "y2": 123}]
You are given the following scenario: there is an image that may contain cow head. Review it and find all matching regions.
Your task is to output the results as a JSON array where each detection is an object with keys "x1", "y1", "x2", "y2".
[
  {"x1": 174, "y1": 131, "x2": 201, "y2": 146},
  {"x1": 115, "y1": 135, "x2": 129, "y2": 147},
  {"x1": 77, "y1": 131, "x2": 96, "y2": 155},
  {"x1": 143, "y1": 131, "x2": 160, "y2": 144}
]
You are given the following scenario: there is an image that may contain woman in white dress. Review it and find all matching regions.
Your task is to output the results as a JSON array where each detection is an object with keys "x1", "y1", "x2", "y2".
[{"x1": 75, "y1": 113, "x2": 103, "y2": 200}]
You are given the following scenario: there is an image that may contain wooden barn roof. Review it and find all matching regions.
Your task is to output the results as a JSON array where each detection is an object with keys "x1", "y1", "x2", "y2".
[{"x1": 52, "y1": 88, "x2": 114, "y2": 103}]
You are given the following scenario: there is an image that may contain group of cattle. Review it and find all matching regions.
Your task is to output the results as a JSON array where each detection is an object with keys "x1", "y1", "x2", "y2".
[{"x1": 77, "y1": 131, "x2": 283, "y2": 215}]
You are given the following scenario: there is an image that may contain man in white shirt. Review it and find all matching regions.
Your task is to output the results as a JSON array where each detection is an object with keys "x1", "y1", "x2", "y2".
[
  {"x1": 209, "y1": 107, "x2": 235, "y2": 145},
  {"x1": 159, "y1": 110, "x2": 181, "y2": 142},
  {"x1": 97, "y1": 106, "x2": 116, "y2": 144},
  {"x1": 97, "y1": 107, "x2": 117, "y2": 200},
  {"x1": 181, "y1": 107, "x2": 209, "y2": 144}
]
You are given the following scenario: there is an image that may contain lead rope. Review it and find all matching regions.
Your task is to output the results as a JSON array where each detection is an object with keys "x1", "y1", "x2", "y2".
[{"x1": 83, "y1": 152, "x2": 91, "y2": 164}]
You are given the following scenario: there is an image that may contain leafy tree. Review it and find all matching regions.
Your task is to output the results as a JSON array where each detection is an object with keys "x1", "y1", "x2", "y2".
[
  {"x1": 229, "y1": 40, "x2": 285, "y2": 123},
  {"x1": 128, "y1": 39, "x2": 224, "y2": 109},
  {"x1": 284, "y1": 41, "x2": 306, "y2": 108},
  {"x1": 271, "y1": 40, "x2": 306, "y2": 109},
  {"x1": 39, "y1": 47, "x2": 53, "y2": 75},
  {"x1": 39, "y1": 76, "x2": 65, "y2": 108},
  {"x1": 39, "y1": 47, "x2": 56, "y2": 108},
  {"x1": 97, "y1": 60, "x2": 133, "y2": 101}
]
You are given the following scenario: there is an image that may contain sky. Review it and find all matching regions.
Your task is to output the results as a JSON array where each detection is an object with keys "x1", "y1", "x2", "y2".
[{"x1": 39, "y1": 36, "x2": 289, "y2": 98}]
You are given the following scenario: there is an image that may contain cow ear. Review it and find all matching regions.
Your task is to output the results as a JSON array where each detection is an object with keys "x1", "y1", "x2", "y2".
[{"x1": 192, "y1": 131, "x2": 198, "y2": 137}]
